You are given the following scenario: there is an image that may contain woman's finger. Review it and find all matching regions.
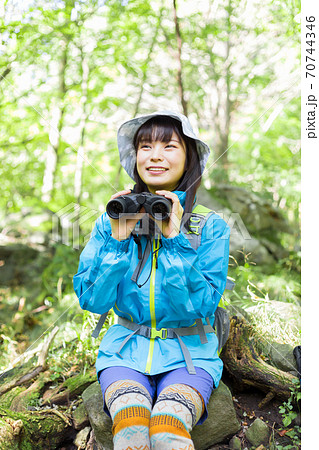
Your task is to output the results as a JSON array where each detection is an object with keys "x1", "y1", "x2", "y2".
[
  {"x1": 110, "y1": 189, "x2": 132, "y2": 200},
  {"x1": 155, "y1": 190, "x2": 178, "y2": 200}
]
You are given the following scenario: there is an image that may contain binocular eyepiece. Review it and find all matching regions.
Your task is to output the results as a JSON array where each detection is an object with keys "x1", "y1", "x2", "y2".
[{"x1": 106, "y1": 192, "x2": 172, "y2": 220}]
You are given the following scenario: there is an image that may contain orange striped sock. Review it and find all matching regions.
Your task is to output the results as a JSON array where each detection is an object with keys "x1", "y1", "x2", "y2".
[
  {"x1": 113, "y1": 405, "x2": 151, "y2": 436},
  {"x1": 105, "y1": 380, "x2": 152, "y2": 450},
  {"x1": 149, "y1": 383, "x2": 203, "y2": 450}
]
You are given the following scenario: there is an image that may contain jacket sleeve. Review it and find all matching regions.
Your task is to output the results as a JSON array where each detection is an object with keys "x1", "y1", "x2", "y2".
[
  {"x1": 73, "y1": 213, "x2": 131, "y2": 314},
  {"x1": 160, "y1": 213, "x2": 230, "y2": 319}
]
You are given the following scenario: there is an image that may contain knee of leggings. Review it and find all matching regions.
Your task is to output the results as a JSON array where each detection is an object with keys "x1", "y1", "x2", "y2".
[{"x1": 104, "y1": 380, "x2": 153, "y2": 435}]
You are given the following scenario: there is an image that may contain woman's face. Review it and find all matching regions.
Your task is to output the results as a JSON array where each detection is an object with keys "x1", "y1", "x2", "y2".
[{"x1": 136, "y1": 131, "x2": 187, "y2": 194}]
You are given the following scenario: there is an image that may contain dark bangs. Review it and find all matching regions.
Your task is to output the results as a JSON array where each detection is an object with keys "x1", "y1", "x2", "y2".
[{"x1": 133, "y1": 116, "x2": 184, "y2": 148}]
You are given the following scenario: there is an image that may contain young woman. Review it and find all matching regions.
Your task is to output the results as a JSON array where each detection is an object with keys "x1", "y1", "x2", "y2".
[{"x1": 73, "y1": 111, "x2": 230, "y2": 450}]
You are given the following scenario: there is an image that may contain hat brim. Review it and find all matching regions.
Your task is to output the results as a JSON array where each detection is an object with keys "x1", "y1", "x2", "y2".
[{"x1": 117, "y1": 110, "x2": 211, "y2": 180}]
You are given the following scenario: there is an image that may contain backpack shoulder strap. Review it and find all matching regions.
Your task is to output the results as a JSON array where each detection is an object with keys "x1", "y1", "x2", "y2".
[
  {"x1": 181, "y1": 204, "x2": 214, "y2": 251},
  {"x1": 192, "y1": 204, "x2": 213, "y2": 216}
]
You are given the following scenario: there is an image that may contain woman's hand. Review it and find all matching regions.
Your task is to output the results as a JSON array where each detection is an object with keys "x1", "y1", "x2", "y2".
[
  {"x1": 153, "y1": 190, "x2": 184, "y2": 239},
  {"x1": 109, "y1": 189, "x2": 146, "y2": 241}
]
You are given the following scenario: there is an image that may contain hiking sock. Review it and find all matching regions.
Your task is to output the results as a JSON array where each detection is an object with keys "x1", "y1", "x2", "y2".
[
  {"x1": 105, "y1": 379, "x2": 153, "y2": 450},
  {"x1": 149, "y1": 383, "x2": 204, "y2": 450}
]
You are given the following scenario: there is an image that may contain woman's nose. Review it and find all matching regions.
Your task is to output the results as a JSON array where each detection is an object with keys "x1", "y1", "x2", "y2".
[{"x1": 150, "y1": 143, "x2": 164, "y2": 160}]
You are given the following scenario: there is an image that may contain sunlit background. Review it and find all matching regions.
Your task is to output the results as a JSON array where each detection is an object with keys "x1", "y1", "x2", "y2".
[{"x1": 0, "y1": 0, "x2": 300, "y2": 380}]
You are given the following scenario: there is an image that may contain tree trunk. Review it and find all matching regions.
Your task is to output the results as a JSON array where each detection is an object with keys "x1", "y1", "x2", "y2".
[
  {"x1": 74, "y1": 49, "x2": 90, "y2": 207},
  {"x1": 41, "y1": 37, "x2": 69, "y2": 203},
  {"x1": 211, "y1": 0, "x2": 232, "y2": 184},
  {"x1": 72, "y1": 49, "x2": 90, "y2": 250},
  {"x1": 132, "y1": 7, "x2": 163, "y2": 118},
  {"x1": 221, "y1": 316, "x2": 297, "y2": 406},
  {"x1": 173, "y1": 0, "x2": 188, "y2": 116}
]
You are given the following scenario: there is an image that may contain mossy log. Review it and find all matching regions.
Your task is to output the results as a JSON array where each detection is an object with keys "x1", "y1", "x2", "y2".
[
  {"x1": 0, "y1": 364, "x2": 95, "y2": 447},
  {"x1": 42, "y1": 371, "x2": 96, "y2": 406},
  {"x1": 0, "y1": 326, "x2": 59, "y2": 402},
  {"x1": 10, "y1": 372, "x2": 51, "y2": 412},
  {"x1": 0, "y1": 359, "x2": 43, "y2": 398},
  {"x1": 221, "y1": 316, "x2": 297, "y2": 405},
  {"x1": 0, "y1": 406, "x2": 74, "y2": 450}
]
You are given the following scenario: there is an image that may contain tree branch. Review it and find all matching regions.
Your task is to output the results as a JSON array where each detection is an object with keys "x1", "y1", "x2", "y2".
[{"x1": 0, "y1": 66, "x2": 11, "y2": 83}]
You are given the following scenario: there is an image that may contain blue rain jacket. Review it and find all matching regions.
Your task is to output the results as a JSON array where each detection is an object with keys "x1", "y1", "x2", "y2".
[{"x1": 73, "y1": 190, "x2": 230, "y2": 388}]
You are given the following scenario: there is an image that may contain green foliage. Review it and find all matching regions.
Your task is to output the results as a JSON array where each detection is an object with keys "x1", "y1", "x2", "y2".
[
  {"x1": 228, "y1": 254, "x2": 301, "y2": 308},
  {"x1": 42, "y1": 244, "x2": 79, "y2": 299},
  {"x1": 46, "y1": 307, "x2": 113, "y2": 382},
  {"x1": 226, "y1": 251, "x2": 300, "y2": 348},
  {"x1": 279, "y1": 378, "x2": 301, "y2": 427},
  {"x1": 228, "y1": 97, "x2": 300, "y2": 240},
  {"x1": 0, "y1": 1, "x2": 300, "y2": 425},
  {"x1": 277, "y1": 378, "x2": 301, "y2": 449},
  {"x1": 1, "y1": 0, "x2": 300, "y2": 223}
]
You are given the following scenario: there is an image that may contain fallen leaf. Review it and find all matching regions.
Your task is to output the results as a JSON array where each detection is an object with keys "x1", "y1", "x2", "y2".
[{"x1": 278, "y1": 429, "x2": 293, "y2": 437}]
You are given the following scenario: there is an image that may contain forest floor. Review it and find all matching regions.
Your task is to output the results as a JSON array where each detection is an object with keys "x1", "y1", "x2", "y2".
[
  {"x1": 55, "y1": 392, "x2": 295, "y2": 450},
  {"x1": 207, "y1": 373, "x2": 299, "y2": 449},
  {"x1": 0, "y1": 346, "x2": 300, "y2": 450},
  {"x1": 53, "y1": 373, "x2": 298, "y2": 450}
]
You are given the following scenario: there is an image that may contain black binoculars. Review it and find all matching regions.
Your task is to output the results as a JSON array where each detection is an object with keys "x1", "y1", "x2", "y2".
[{"x1": 106, "y1": 192, "x2": 172, "y2": 220}]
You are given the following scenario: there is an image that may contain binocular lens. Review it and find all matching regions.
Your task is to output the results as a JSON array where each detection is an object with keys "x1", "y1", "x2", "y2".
[
  {"x1": 152, "y1": 203, "x2": 168, "y2": 215},
  {"x1": 106, "y1": 199, "x2": 125, "y2": 219},
  {"x1": 106, "y1": 193, "x2": 172, "y2": 220},
  {"x1": 112, "y1": 202, "x2": 124, "y2": 215},
  {"x1": 151, "y1": 200, "x2": 170, "y2": 220}
]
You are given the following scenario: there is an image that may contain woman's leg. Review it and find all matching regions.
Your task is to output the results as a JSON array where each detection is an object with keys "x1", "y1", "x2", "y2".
[
  {"x1": 149, "y1": 383, "x2": 204, "y2": 450},
  {"x1": 105, "y1": 379, "x2": 153, "y2": 450}
]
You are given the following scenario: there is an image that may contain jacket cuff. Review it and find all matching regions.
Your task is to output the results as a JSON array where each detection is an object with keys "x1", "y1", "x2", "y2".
[
  {"x1": 85, "y1": 234, "x2": 130, "y2": 284},
  {"x1": 105, "y1": 233, "x2": 130, "y2": 255}
]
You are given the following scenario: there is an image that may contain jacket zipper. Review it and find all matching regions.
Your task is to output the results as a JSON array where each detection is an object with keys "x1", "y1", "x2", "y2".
[{"x1": 145, "y1": 237, "x2": 160, "y2": 374}]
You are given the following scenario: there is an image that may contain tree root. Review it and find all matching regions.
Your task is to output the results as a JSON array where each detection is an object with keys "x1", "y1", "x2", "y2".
[{"x1": 221, "y1": 316, "x2": 297, "y2": 401}]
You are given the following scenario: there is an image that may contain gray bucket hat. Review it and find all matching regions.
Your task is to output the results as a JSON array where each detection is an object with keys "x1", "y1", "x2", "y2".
[{"x1": 117, "y1": 110, "x2": 211, "y2": 180}]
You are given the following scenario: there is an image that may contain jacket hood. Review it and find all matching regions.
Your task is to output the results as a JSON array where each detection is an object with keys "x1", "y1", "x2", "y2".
[{"x1": 117, "y1": 110, "x2": 211, "y2": 181}]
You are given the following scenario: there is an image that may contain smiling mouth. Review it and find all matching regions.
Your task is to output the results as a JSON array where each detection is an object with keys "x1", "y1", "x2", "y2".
[{"x1": 146, "y1": 167, "x2": 168, "y2": 172}]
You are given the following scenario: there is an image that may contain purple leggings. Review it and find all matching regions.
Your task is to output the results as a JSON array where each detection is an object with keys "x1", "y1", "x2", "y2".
[{"x1": 98, "y1": 365, "x2": 214, "y2": 425}]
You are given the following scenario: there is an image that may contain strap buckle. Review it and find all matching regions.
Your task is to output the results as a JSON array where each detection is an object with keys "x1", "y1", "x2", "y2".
[{"x1": 151, "y1": 327, "x2": 168, "y2": 339}]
